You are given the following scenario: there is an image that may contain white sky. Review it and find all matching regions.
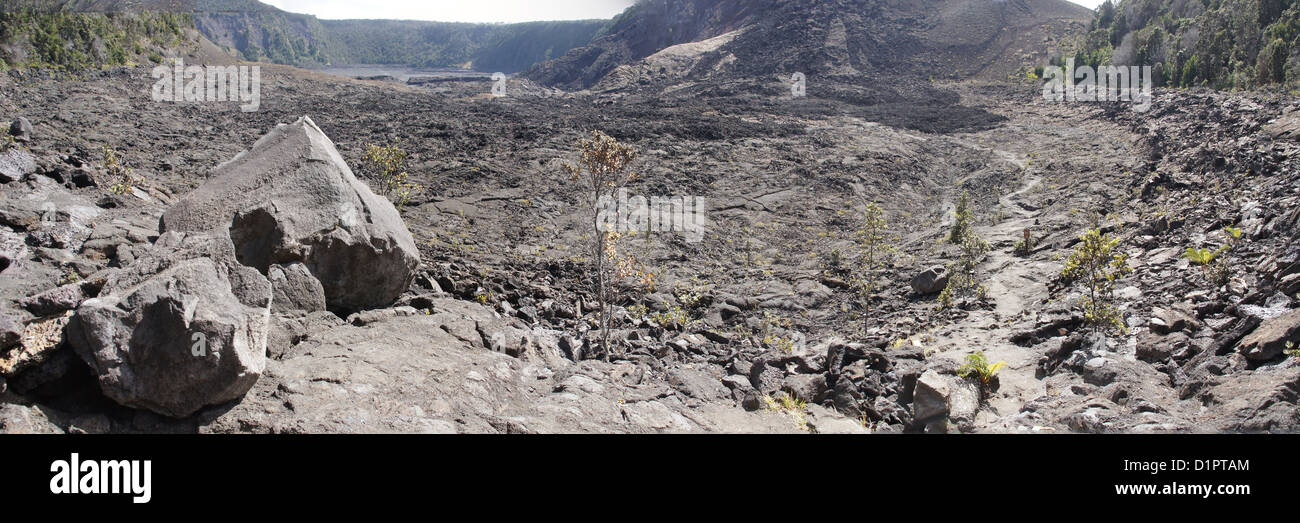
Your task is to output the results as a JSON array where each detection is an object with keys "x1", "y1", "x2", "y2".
[{"x1": 261, "y1": 0, "x2": 1106, "y2": 24}]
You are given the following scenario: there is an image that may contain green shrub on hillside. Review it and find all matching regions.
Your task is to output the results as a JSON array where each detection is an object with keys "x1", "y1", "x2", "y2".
[
  {"x1": 0, "y1": 9, "x2": 192, "y2": 70},
  {"x1": 1068, "y1": 0, "x2": 1300, "y2": 90}
]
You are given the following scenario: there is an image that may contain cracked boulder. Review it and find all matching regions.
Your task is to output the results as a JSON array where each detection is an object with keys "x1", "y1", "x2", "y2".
[
  {"x1": 160, "y1": 116, "x2": 419, "y2": 313},
  {"x1": 1237, "y1": 309, "x2": 1300, "y2": 362},
  {"x1": 66, "y1": 231, "x2": 272, "y2": 418}
]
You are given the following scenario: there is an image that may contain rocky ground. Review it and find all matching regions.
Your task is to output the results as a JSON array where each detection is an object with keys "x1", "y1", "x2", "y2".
[{"x1": 1, "y1": 63, "x2": 1298, "y2": 433}]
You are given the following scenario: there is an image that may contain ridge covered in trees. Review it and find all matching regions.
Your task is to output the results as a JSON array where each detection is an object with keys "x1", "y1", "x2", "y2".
[{"x1": 1072, "y1": 0, "x2": 1300, "y2": 89}]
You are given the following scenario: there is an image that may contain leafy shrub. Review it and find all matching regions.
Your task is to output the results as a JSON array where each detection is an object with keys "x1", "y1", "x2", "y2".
[
  {"x1": 949, "y1": 190, "x2": 973, "y2": 245},
  {"x1": 940, "y1": 205, "x2": 990, "y2": 309},
  {"x1": 362, "y1": 143, "x2": 422, "y2": 207},
  {"x1": 1062, "y1": 228, "x2": 1131, "y2": 333}
]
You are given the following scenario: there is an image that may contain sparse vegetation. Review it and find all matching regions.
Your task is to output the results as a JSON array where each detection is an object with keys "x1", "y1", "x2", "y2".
[
  {"x1": 648, "y1": 306, "x2": 690, "y2": 330},
  {"x1": 103, "y1": 146, "x2": 139, "y2": 196},
  {"x1": 940, "y1": 194, "x2": 989, "y2": 308},
  {"x1": 673, "y1": 276, "x2": 710, "y2": 312},
  {"x1": 1014, "y1": 228, "x2": 1036, "y2": 256},
  {"x1": 957, "y1": 351, "x2": 1006, "y2": 392},
  {"x1": 854, "y1": 202, "x2": 894, "y2": 314},
  {"x1": 1062, "y1": 228, "x2": 1132, "y2": 333},
  {"x1": 564, "y1": 130, "x2": 642, "y2": 361},
  {"x1": 762, "y1": 393, "x2": 809, "y2": 431},
  {"x1": 949, "y1": 190, "x2": 974, "y2": 245},
  {"x1": 1183, "y1": 227, "x2": 1244, "y2": 289},
  {"x1": 759, "y1": 311, "x2": 800, "y2": 353},
  {"x1": 362, "y1": 143, "x2": 421, "y2": 206}
]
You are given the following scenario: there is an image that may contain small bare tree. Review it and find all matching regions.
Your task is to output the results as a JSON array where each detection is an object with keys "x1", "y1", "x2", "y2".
[
  {"x1": 564, "y1": 130, "x2": 639, "y2": 361},
  {"x1": 855, "y1": 202, "x2": 891, "y2": 314}
]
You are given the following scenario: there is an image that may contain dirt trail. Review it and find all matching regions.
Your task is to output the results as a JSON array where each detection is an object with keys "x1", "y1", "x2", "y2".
[{"x1": 926, "y1": 147, "x2": 1057, "y2": 430}]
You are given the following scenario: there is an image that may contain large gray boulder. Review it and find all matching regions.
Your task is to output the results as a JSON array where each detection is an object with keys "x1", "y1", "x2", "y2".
[
  {"x1": 911, "y1": 266, "x2": 949, "y2": 295},
  {"x1": 67, "y1": 231, "x2": 272, "y2": 418},
  {"x1": 160, "y1": 116, "x2": 418, "y2": 313},
  {"x1": 912, "y1": 369, "x2": 980, "y2": 432}
]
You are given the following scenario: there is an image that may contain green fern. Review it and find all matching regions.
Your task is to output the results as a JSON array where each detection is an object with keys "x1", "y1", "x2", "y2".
[
  {"x1": 1183, "y1": 247, "x2": 1219, "y2": 266},
  {"x1": 957, "y1": 351, "x2": 1006, "y2": 387}
]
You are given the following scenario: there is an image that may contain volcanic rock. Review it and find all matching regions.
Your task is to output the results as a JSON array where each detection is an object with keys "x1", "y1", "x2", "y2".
[
  {"x1": 67, "y1": 231, "x2": 272, "y2": 418},
  {"x1": 160, "y1": 116, "x2": 419, "y2": 313}
]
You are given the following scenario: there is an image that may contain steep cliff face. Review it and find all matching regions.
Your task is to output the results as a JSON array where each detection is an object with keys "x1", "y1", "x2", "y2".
[
  {"x1": 3, "y1": 0, "x2": 609, "y2": 72},
  {"x1": 524, "y1": 0, "x2": 1094, "y2": 90},
  {"x1": 523, "y1": 0, "x2": 766, "y2": 89},
  {"x1": 190, "y1": 1, "x2": 333, "y2": 66}
]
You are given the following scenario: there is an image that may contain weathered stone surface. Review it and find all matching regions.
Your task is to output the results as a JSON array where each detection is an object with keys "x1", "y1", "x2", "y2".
[
  {"x1": 1264, "y1": 111, "x2": 1300, "y2": 140},
  {"x1": 782, "y1": 373, "x2": 827, "y2": 403},
  {"x1": 0, "y1": 148, "x2": 36, "y2": 183},
  {"x1": 268, "y1": 262, "x2": 327, "y2": 315},
  {"x1": 0, "y1": 313, "x2": 21, "y2": 350},
  {"x1": 1237, "y1": 309, "x2": 1300, "y2": 362},
  {"x1": 0, "y1": 402, "x2": 62, "y2": 434},
  {"x1": 910, "y1": 368, "x2": 979, "y2": 430},
  {"x1": 195, "y1": 298, "x2": 806, "y2": 433},
  {"x1": 1137, "y1": 331, "x2": 1189, "y2": 363},
  {"x1": 1149, "y1": 306, "x2": 1198, "y2": 335},
  {"x1": 911, "y1": 266, "x2": 949, "y2": 295},
  {"x1": 947, "y1": 377, "x2": 981, "y2": 425},
  {"x1": 912, "y1": 370, "x2": 951, "y2": 421},
  {"x1": 67, "y1": 231, "x2": 272, "y2": 418},
  {"x1": 17, "y1": 280, "x2": 94, "y2": 316},
  {"x1": 0, "y1": 314, "x2": 69, "y2": 380},
  {"x1": 0, "y1": 229, "x2": 27, "y2": 271},
  {"x1": 160, "y1": 116, "x2": 418, "y2": 313},
  {"x1": 666, "y1": 366, "x2": 730, "y2": 401}
]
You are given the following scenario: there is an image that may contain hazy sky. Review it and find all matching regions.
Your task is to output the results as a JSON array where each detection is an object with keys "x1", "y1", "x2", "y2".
[{"x1": 262, "y1": 0, "x2": 1105, "y2": 24}]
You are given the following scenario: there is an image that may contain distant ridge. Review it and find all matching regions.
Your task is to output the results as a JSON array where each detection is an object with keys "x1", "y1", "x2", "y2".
[
  {"x1": 1, "y1": 0, "x2": 612, "y2": 73},
  {"x1": 524, "y1": 0, "x2": 1094, "y2": 90}
]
